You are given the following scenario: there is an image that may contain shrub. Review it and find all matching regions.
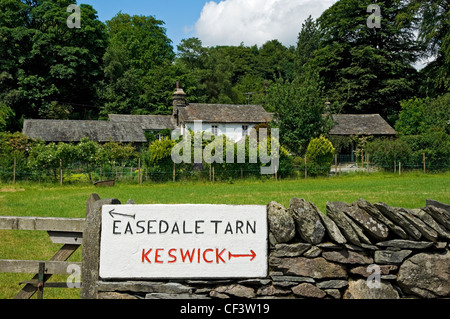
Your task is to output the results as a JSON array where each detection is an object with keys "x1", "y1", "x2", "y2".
[
  {"x1": 365, "y1": 138, "x2": 413, "y2": 169},
  {"x1": 305, "y1": 136, "x2": 335, "y2": 176}
]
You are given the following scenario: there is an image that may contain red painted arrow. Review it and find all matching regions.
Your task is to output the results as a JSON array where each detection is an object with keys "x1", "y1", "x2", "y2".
[{"x1": 228, "y1": 250, "x2": 256, "y2": 261}]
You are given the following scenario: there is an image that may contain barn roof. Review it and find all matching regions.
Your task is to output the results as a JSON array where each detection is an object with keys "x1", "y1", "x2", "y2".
[
  {"x1": 178, "y1": 104, "x2": 273, "y2": 124},
  {"x1": 329, "y1": 114, "x2": 397, "y2": 136},
  {"x1": 22, "y1": 119, "x2": 147, "y2": 143},
  {"x1": 108, "y1": 114, "x2": 177, "y2": 131}
]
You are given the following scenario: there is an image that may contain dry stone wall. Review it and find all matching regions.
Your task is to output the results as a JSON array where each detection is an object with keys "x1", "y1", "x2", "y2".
[{"x1": 97, "y1": 198, "x2": 450, "y2": 299}]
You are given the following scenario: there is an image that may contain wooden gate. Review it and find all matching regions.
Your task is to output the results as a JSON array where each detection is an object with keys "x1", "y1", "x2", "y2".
[{"x1": 0, "y1": 216, "x2": 84, "y2": 299}]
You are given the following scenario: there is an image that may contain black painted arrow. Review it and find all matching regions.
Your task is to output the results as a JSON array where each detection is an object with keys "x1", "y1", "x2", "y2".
[{"x1": 108, "y1": 209, "x2": 136, "y2": 219}]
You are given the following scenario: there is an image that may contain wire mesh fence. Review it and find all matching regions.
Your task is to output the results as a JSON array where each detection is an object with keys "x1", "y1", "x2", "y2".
[{"x1": 1, "y1": 158, "x2": 449, "y2": 185}]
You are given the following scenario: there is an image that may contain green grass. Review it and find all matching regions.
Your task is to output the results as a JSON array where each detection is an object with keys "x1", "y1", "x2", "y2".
[{"x1": 1, "y1": 171, "x2": 449, "y2": 299}]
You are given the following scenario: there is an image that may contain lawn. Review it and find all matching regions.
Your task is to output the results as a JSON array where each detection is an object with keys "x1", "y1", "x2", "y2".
[{"x1": 0, "y1": 171, "x2": 449, "y2": 299}]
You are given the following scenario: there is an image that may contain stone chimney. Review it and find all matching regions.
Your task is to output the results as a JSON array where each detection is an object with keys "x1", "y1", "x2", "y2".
[{"x1": 172, "y1": 81, "x2": 186, "y2": 117}]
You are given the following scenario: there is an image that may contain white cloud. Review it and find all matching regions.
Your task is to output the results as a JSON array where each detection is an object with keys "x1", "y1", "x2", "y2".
[{"x1": 195, "y1": 0, "x2": 337, "y2": 47}]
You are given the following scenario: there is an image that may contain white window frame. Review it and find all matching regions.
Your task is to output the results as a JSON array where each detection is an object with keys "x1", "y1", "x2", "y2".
[{"x1": 212, "y1": 125, "x2": 218, "y2": 136}]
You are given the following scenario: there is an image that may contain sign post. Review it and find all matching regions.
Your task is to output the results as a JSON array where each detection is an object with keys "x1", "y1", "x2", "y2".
[{"x1": 99, "y1": 205, "x2": 268, "y2": 279}]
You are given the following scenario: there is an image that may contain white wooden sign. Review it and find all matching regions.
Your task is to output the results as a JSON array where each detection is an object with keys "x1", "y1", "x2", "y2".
[{"x1": 99, "y1": 205, "x2": 268, "y2": 279}]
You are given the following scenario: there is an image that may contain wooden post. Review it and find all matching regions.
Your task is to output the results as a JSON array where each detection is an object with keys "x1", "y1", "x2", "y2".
[
  {"x1": 60, "y1": 159, "x2": 63, "y2": 186},
  {"x1": 335, "y1": 154, "x2": 338, "y2": 176},
  {"x1": 173, "y1": 162, "x2": 176, "y2": 183},
  {"x1": 212, "y1": 165, "x2": 215, "y2": 183},
  {"x1": 399, "y1": 161, "x2": 402, "y2": 176},
  {"x1": 367, "y1": 154, "x2": 370, "y2": 174},
  {"x1": 423, "y1": 153, "x2": 426, "y2": 174},
  {"x1": 13, "y1": 155, "x2": 16, "y2": 185},
  {"x1": 361, "y1": 149, "x2": 364, "y2": 168},
  {"x1": 304, "y1": 156, "x2": 307, "y2": 179},
  {"x1": 81, "y1": 194, "x2": 121, "y2": 299},
  {"x1": 138, "y1": 158, "x2": 141, "y2": 185}
]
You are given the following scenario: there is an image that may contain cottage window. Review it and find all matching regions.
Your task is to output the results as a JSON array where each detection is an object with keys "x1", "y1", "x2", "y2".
[
  {"x1": 212, "y1": 125, "x2": 218, "y2": 136},
  {"x1": 242, "y1": 125, "x2": 249, "y2": 137}
]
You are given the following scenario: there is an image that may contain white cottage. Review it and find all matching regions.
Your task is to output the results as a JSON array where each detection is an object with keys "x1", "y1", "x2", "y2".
[{"x1": 172, "y1": 87, "x2": 273, "y2": 142}]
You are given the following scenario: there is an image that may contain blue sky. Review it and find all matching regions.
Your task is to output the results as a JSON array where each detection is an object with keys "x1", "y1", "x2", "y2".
[
  {"x1": 78, "y1": 0, "x2": 338, "y2": 48},
  {"x1": 79, "y1": 0, "x2": 214, "y2": 48}
]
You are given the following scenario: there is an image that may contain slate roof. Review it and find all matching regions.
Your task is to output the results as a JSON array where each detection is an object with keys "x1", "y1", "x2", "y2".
[
  {"x1": 22, "y1": 119, "x2": 147, "y2": 143},
  {"x1": 329, "y1": 114, "x2": 397, "y2": 136},
  {"x1": 108, "y1": 114, "x2": 177, "y2": 131},
  {"x1": 178, "y1": 104, "x2": 273, "y2": 124}
]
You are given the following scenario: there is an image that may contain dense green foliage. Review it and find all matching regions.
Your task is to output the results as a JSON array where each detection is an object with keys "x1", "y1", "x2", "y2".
[
  {"x1": 0, "y1": 0, "x2": 448, "y2": 172},
  {"x1": 305, "y1": 136, "x2": 336, "y2": 176}
]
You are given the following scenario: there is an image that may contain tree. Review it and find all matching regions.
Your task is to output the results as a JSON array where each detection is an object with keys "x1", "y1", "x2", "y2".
[
  {"x1": 311, "y1": 0, "x2": 421, "y2": 120},
  {"x1": 396, "y1": 94, "x2": 450, "y2": 135},
  {"x1": 295, "y1": 16, "x2": 321, "y2": 77},
  {"x1": 0, "y1": 0, "x2": 107, "y2": 129},
  {"x1": 100, "y1": 13, "x2": 175, "y2": 116},
  {"x1": 412, "y1": 0, "x2": 450, "y2": 95},
  {"x1": 265, "y1": 71, "x2": 331, "y2": 155},
  {"x1": 0, "y1": 103, "x2": 14, "y2": 131}
]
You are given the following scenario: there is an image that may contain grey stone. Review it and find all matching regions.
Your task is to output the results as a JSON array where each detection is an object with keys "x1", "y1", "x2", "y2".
[
  {"x1": 317, "y1": 209, "x2": 347, "y2": 244},
  {"x1": 213, "y1": 284, "x2": 255, "y2": 298},
  {"x1": 209, "y1": 291, "x2": 230, "y2": 299},
  {"x1": 292, "y1": 283, "x2": 326, "y2": 298},
  {"x1": 316, "y1": 280, "x2": 349, "y2": 289},
  {"x1": 361, "y1": 243, "x2": 379, "y2": 250},
  {"x1": 97, "y1": 281, "x2": 192, "y2": 294},
  {"x1": 146, "y1": 293, "x2": 210, "y2": 299},
  {"x1": 322, "y1": 250, "x2": 374, "y2": 265},
  {"x1": 324, "y1": 289, "x2": 341, "y2": 299},
  {"x1": 269, "y1": 256, "x2": 347, "y2": 279},
  {"x1": 99, "y1": 292, "x2": 139, "y2": 299},
  {"x1": 381, "y1": 275, "x2": 397, "y2": 280},
  {"x1": 271, "y1": 275, "x2": 315, "y2": 284},
  {"x1": 271, "y1": 242, "x2": 311, "y2": 257},
  {"x1": 345, "y1": 243, "x2": 364, "y2": 251},
  {"x1": 326, "y1": 202, "x2": 361, "y2": 246},
  {"x1": 376, "y1": 240, "x2": 433, "y2": 250},
  {"x1": 374, "y1": 202, "x2": 422, "y2": 240},
  {"x1": 396, "y1": 208, "x2": 438, "y2": 242},
  {"x1": 397, "y1": 250, "x2": 450, "y2": 298},
  {"x1": 426, "y1": 199, "x2": 450, "y2": 214},
  {"x1": 409, "y1": 209, "x2": 450, "y2": 240},
  {"x1": 350, "y1": 265, "x2": 398, "y2": 278},
  {"x1": 356, "y1": 199, "x2": 408, "y2": 239},
  {"x1": 343, "y1": 279, "x2": 400, "y2": 299},
  {"x1": 374, "y1": 250, "x2": 412, "y2": 264},
  {"x1": 290, "y1": 198, "x2": 325, "y2": 245},
  {"x1": 238, "y1": 279, "x2": 272, "y2": 286},
  {"x1": 257, "y1": 285, "x2": 291, "y2": 296},
  {"x1": 303, "y1": 246, "x2": 322, "y2": 258},
  {"x1": 267, "y1": 201, "x2": 296, "y2": 245},
  {"x1": 331, "y1": 202, "x2": 373, "y2": 245},
  {"x1": 317, "y1": 242, "x2": 343, "y2": 249},
  {"x1": 425, "y1": 206, "x2": 450, "y2": 231},
  {"x1": 347, "y1": 203, "x2": 389, "y2": 241},
  {"x1": 433, "y1": 242, "x2": 448, "y2": 250}
]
